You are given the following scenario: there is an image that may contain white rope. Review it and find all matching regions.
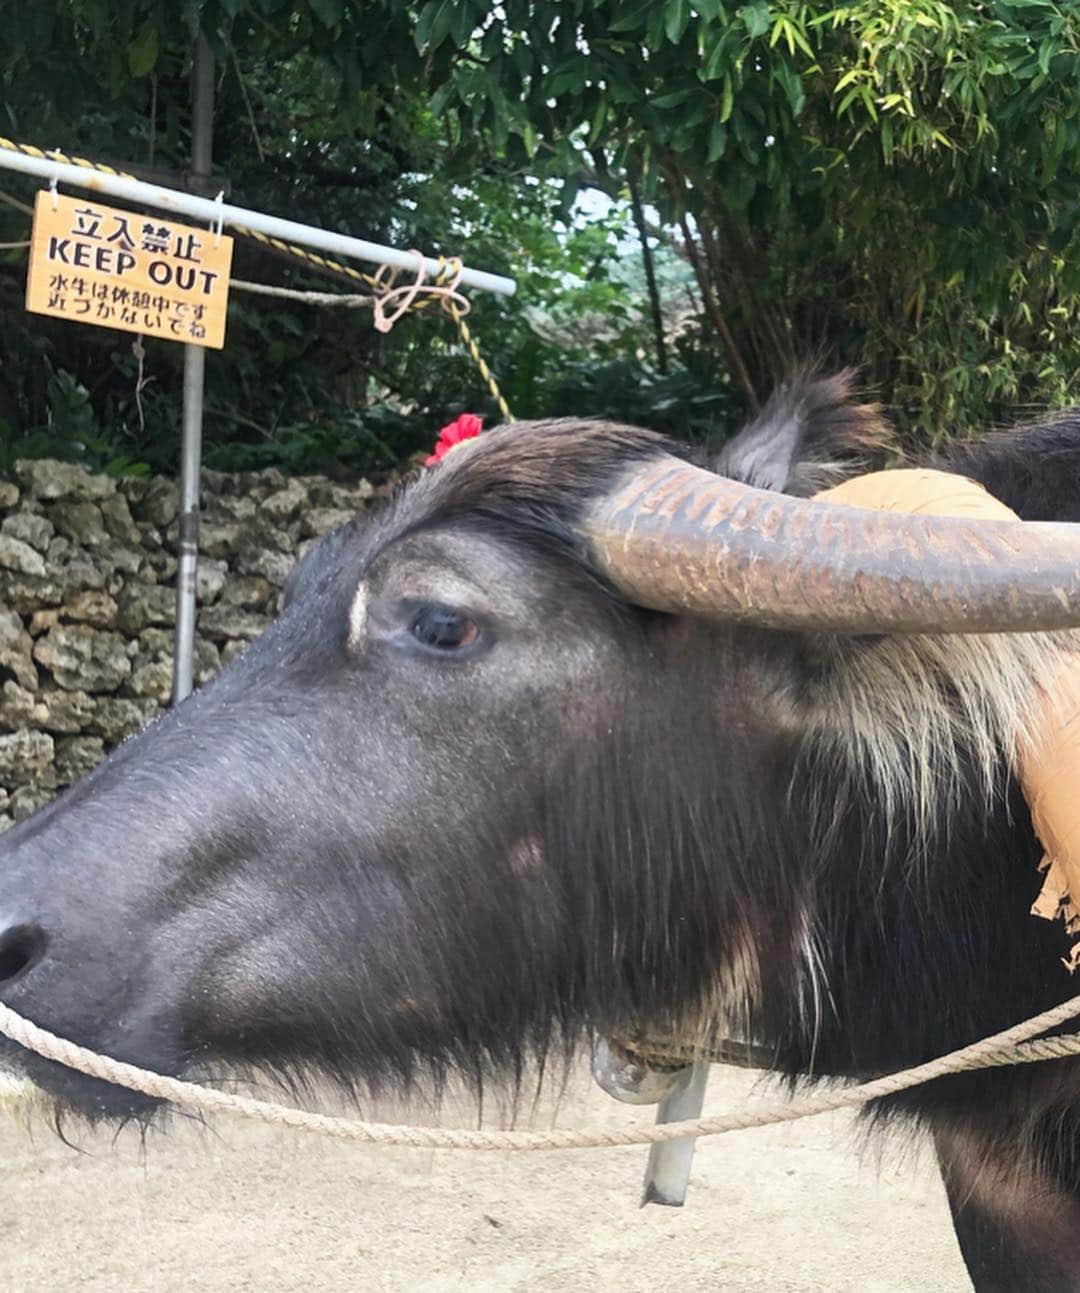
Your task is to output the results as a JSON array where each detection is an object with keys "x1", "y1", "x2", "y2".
[
  {"x1": 3, "y1": 994, "x2": 1080, "y2": 1151},
  {"x1": 230, "y1": 278, "x2": 375, "y2": 308}
]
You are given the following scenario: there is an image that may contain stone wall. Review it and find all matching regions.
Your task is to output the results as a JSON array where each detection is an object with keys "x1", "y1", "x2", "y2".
[{"x1": 0, "y1": 458, "x2": 375, "y2": 830}]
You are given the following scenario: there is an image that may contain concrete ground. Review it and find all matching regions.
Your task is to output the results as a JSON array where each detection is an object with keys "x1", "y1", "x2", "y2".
[{"x1": 1, "y1": 1062, "x2": 971, "y2": 1292}]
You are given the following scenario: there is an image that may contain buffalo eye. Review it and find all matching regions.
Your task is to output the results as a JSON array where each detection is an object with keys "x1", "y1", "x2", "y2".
[{"x1": 409, "y1": 604, "x2": 480, "y2": 653}]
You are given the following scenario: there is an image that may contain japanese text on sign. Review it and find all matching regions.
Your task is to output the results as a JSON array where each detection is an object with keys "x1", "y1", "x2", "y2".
[{"x1": 26, "y1": 192, "x2": 233, "y2": 349}]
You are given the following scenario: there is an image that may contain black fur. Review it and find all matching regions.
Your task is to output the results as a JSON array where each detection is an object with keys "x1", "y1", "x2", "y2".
[{"x1": 715, "y1": 367, "x2": 891, "y2": 494}]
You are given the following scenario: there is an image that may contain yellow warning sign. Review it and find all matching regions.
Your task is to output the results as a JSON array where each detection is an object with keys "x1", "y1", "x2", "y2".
[{"x1": 25, "y1": 191, "x2": 233, "y2": 349}]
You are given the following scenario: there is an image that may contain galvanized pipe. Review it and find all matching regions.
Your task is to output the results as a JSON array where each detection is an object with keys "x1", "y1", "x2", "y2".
[
  {"x1": 641, "y1": 1061, "x2": 710, "y2": 1207},
  {"x1": 0, "y1": 145, "x2": 516, "y2": 297},
  {"x1": 171, "y1": 31, "x2": 214, "y2": 704}
]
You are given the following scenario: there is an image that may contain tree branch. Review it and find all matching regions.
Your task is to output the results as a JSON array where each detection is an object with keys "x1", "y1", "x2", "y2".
[
  {"x1": 678, "y1": 213, "x2": 759, "y2": 411},
  {"x1": 629, "y1": 176, "x2": 667, "y2": 373}
]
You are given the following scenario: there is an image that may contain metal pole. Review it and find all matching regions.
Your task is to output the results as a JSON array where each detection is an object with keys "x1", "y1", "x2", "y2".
[
  {"x1": 0, "y1": 143, "x2": 515, "y2": 297},
  {"x1": 641, "y1": 1060, "x2": 710, "y2": 1207},
  {"x1": 171, "y1": 32, "x2": 214, "y2": 704}
]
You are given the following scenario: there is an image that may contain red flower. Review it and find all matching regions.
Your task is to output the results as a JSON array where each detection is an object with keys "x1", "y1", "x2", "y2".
[{"x1": 426, "y1": 413, "x2": 484, "y2": 465}]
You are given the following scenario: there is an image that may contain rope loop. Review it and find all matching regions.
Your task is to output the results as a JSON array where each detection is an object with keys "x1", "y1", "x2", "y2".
[{"x1": 370, "y1": 250, "x2": 471, "y2": 334}]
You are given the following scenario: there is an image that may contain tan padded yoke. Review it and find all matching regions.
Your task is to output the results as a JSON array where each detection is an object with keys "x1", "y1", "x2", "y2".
[{"x1": 816, "y1": 468, "x2": 1080, "y2": 969}]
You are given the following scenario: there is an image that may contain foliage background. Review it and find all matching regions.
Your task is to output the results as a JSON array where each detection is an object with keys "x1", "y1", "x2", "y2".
[{"x1": 2, "y1": 0, "x2": 1080, "y2": 478}]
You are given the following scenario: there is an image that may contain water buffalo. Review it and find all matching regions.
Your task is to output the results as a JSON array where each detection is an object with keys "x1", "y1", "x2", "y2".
[{"x1": 3, "y1": 372, "x2": 1080, "y2": 1291}]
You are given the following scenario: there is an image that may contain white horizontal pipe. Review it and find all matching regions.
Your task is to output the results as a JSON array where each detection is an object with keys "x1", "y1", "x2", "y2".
[{"x1": 0, "y1": 145, "x2": 516, "y2": 297}]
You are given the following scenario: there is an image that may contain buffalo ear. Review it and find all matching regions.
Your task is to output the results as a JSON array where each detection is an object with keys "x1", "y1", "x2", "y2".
[{"x1": 714, "y1": 370, "x2": 893, "y2": 496}]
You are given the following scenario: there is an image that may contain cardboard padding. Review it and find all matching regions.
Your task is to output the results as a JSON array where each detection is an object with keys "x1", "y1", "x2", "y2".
[{"x1": 817, "y1": 469, "x2": 1080, "y2": 968}]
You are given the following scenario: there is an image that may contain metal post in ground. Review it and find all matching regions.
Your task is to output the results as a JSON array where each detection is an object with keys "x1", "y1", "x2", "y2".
[
  {"x1": 641, "y1": 1061, "x2": 710, "y2": 1207},
  {"x1": 172, "y1": 31, "x2": 214, "y2": 705}
]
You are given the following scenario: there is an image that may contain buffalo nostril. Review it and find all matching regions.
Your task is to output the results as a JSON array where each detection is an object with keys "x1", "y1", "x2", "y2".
[{"x1": 0, "y1": 924, "x2": 47, "y2": 984}]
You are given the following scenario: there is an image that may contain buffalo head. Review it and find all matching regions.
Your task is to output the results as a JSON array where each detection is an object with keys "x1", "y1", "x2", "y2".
[{"x1": 2, "y1": 374, "x2": 1078, "y2": 1122}]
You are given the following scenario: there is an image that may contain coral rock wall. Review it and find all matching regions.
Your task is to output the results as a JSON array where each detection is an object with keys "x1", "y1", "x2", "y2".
[{"x1": 0, "y1": 459, "x2": 372, "y2": 829}]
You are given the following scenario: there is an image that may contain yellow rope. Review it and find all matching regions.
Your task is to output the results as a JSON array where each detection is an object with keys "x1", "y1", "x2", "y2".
[
  {"x1": 0, "y1": 136, "x2": 513, "y2": 420},
  {"x1": 449, "y1": 303, "x2": 514, "y2": 422},
  {"x1": 0, "y1": 136, "x2": 133, "y2": 178}
]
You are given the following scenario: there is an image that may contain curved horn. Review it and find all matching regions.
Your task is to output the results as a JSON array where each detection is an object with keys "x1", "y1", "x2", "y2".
[{"x1": 580, "y1": 458, "x2": 1080, "y2": 634}]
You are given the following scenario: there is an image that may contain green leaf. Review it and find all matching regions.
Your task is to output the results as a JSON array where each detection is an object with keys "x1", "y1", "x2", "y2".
[
  {"x1": 739, "y1": 2, "x2": 771, "y2": 39},
  {"x1": 787, "y1": 19, "x2": 814, "y2": 58},
  {"x1": 647, "y1": 2, "x2": 668, "y2": 45},
  {"x1": 773, "y1": 59, "x2": 804, "y2": 116},
  {"x1": 706, "y1": 118, "x2": 727, "y2": 161},
  {"x1": 489, "y1": 92, "x2": 509, "y2": 151},
  {"x1": 588, "y1": 97, "x2": 609, "y2": 144},
  {"x1": 415, "y1": 0, "x2": 458, "y2": 51},
  {"x1": 510, "y1": 39, "x2": 532, "y2": 78},
  {"x1": 880, "y1": 113, "x2": 894, "y2": 161},
  {"x1": 665, "y1": 0, "x2": 691, "y2": 43},
  {"x1": 652, "y1": 88, "x2": 698, "y2": 109},
  {"x1": 481, "y1": 22, "x2": 503, "y2": 59},
  {"x1": 127, "y1": 21, "x2": 159, "y2": 77},
  {"x1": 701, "y1": 34, "x2": 730, "y2": 81},
  {"x1": 309, "y1": 0, "x2": 344, "y2": 26},
  {"x1": 836, "y1": 84, "x2": 863, "y2": 117},
  {"x1": 429, "y1": 80, "x2": 457, "y2": 116},
  {"x1": 610, "y1": 0, "x2": 654, "y2": 33},
  {"x1": 548, "y1": 57, "x2": 589, "y2": 96},
  {"x1": 833, "y1": 68, "x2": 865, "y2": 93},
  {"x1": 769, "y1": 16, "x2": 793, "y2": 53},
  {"x1": 720, "y1": 71, "x2": 734, "y2": 121},
  {"x1": 452, "y1": 2, "x2": 477, "y2": 46}
]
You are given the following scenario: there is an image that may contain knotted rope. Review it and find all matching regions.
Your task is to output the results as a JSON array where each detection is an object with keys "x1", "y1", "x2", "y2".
[
  {"x1": 0, "y1": 136, "x2": 514, "y2": 422},
  {"x1": 3, "y1": 994, "x2": 1080, "y2": 1151},
  {"x1": 368, "y1": 251, "x2": 513, "y2": 422},
  {"x1": 370, "y1": 252, "x2": 469, "y2": 335}
]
